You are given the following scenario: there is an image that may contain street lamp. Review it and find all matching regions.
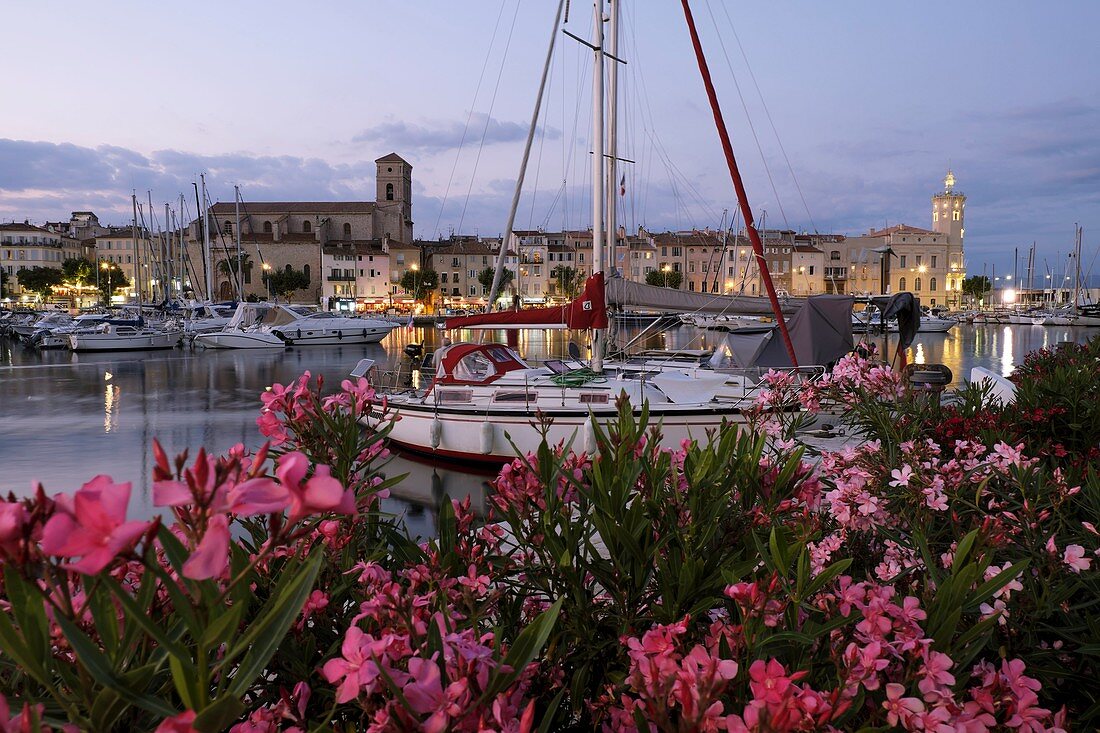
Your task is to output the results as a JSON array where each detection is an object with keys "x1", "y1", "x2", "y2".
[{"x1": 262, "y1": 262, "x2": 272, "y2": 301}]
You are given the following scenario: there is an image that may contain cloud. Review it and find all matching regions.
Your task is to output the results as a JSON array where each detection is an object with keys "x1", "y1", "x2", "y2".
[{"x1": 351, "y1": 113, "x2": 560, "y2": 154}]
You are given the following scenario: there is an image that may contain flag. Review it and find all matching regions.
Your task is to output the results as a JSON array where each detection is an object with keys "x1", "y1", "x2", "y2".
[
  {"x1": 619, "y1": 174, "x2": 626, "y2": 197},
  {"x1": 406, "y1": 314, "x2": 414, "y2": 330}
]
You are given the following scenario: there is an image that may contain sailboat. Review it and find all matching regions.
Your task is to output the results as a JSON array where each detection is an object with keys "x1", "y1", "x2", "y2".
[{"x1": 358, "y1": 1, "x2": 852, "y2": 463}]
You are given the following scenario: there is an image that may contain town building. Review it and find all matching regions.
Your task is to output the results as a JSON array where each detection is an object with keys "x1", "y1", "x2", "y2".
[
  {"x1": 93, "y1": 227, "x2": 155, "y2": 301},
  {"x1": 1, "y1": 222, "x2": 84, "y2": 299},
  {"x1": 187, "y1": 153, "x2": 414, "y2": 302},
  {"x1": 320, "y1": 241, "x2": 391, "y2": 312}
]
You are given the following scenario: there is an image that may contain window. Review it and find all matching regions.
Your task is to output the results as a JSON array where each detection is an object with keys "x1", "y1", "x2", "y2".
[
  {"x1": 830, "y1": 250, "x2": 840, "y2": 261},
  {"x1": 452, "y1": 258, "x2": 460, "y2": 268},
  {"x1": 263, "y1": 221, "x2": 272, "y2": 233},
  {"x1": 914, "y1": 277, "x2": 922, "y2": 291},
  {"x1": 931, "y1": 256, "x2": 937, "y2": 268},
  {"x1": 930, "y1": 277, "x2": 937, "y2": 291},
  {"x1": 386, "y1": 183, "x2": 394, "y2": 201},
  {"x1": 303, "y1": 220, "x2": 312, "y2": 233},
  {"x1": 303, "y1": 264, "x2": 310, "y2": 283},
  {"x1": 343, "y1": 223, "x2": 352, "y2": 239},
  {"x1": 933, "y1": 211, "x2": 939, "y2": 222},
  {"x1": 899, "y1": 276, "x2": 906, "y2": 291},
  {"x1": 952, "y1": 210, "x2": 960, "y2": 221},
  {"x1": 916, "y1": 255, "x2": 923, "y2": 266},
  {"x1": 899, "y1": 255, "x2": 907, "y2": 268},
  {"x1": 222, "y1": 221, "x2": 232, "y2": 235},
  {"x1": 809, "y1": 266, "x2": 815, "y2": 275},
  {"x1": 671, "y1": 247, "x2": 682, "y2": 257},
  {"x1": 441, "y1": 273, "x2": 448, "y2": 283}
]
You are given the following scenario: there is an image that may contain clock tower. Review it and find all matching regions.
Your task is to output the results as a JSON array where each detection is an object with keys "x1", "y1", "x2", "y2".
[{"x1": 932, "y1": 170, "x2": 966, "y2": 297}]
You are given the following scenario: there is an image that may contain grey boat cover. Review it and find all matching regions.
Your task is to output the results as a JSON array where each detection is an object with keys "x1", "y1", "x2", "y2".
[
  {"x1": 605, "y1": 275, "x2": 803, "y2": 315},
  {"x1": 724, "y1": 295, "x2": 855, "y2": 368},
  {"x1": 869, "y1": 293, "x2": 920, "y2": 351}
]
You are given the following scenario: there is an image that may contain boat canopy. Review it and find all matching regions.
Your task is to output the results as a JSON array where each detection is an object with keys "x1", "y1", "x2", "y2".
[
  {"x1": 605, "y1": 274, "x2": 803, "y2": 315},
  {"x1": 443, "y1": 274, "x2": 609, "y2": 330},
  {"x1": 435, "y1": 343, "x2": 530, "y2": 385},
  {"x1": 713, "y1": 295, "x2": 854, "y2": 368}
]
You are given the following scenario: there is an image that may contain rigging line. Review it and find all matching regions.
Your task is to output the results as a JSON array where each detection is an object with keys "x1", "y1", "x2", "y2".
[
  {"x1": 701, "y1": 0, "x2": 789, "y2": 231},
  {"x1": 642, "y1": 127, "x2": 721, "y2": 226},
  {"x1": 719, "y1": 2, "x2": 818, "y2": 234},
  {"x1": 457, "y1": 0, "x2": 522, "y2": 235},
  {"x1": 527, "y1": 34, "x2": 558, "y2": 231},
  {"x1": 432, "y1": 0, "x2": 509, "y2": 239}
]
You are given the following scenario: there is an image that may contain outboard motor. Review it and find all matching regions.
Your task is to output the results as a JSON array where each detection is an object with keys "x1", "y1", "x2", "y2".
[{"x1": 404, "y1": 343, "x2": 424, "y2": 359}]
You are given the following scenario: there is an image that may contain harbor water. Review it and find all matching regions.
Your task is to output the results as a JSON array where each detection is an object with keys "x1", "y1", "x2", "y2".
[{"x1": 0, "y1": 323, "x2": 1093, "y2": 537}]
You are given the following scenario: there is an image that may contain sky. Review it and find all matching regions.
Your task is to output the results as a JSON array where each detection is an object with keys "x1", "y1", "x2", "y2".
[{"x1": 2, "y1": 0, "x2": 1100, "y2": 281}]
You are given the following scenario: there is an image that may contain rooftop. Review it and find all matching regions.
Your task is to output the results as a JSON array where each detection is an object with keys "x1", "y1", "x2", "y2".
[{"x1": 210, "y1": 202, "x2": 376, "y2": 215}]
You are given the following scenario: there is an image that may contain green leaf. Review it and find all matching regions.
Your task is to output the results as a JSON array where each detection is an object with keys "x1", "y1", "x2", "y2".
[
  {"x1": 483, "y1": 598, "x2": 563, "y2": 700},
  {"x1": 804, "y1": 558, "x2": 853, "y2": 599},
  {"x1": 54, "y1": 612, "x2": 177, "y2": 718},
  {"x1": 200, "y1": 603, "x2": 245, "y2": 649},
  {"x1": 169, "y1": 654, "x2": 197, "y2": 710},
  {"x1": 2, "y1": 567, "x2": 49, "y2": 663},
  {"x1": 226, "y1": 548, "x2": 324, "y2": 696},
  {"x1": 537, "y1": 689, "x2": 567, "y2": 733},
  {"x1": 193, "y1": 695, "x2": 245, "y2": 733},
  {"x1": 968, "y1": 560, "x2": 1028, "y2": 610},
  {"x1": 104, "y1": 577, "x2": 191, "y2": 661}
]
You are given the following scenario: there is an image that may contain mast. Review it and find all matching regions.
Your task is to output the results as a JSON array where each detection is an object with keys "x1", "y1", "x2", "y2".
[
  {"x1": 165, "y1": 202, "x2": 173, "y2": 301},
  {"x1": 148, "y1": 191, "x2": 159, "y2": 302},
  {"x1": 679, "y1": 0, "x2": 798, "y2": 366},
  {"x1": 235, "y1": 185, "x2": 243, "y2": 300},
  {"x1": 201, "y1": 174, "x2": 213, "y2": 301},
  {"x1": 486, "y1": 0, "x2": 567, "y2": 309},
  {"x1": 1074, "y1": 224, "x2": 1082, "y2": 315},
  {"x1": 605, "y1": 0, "x2": 619, "y2": 282},
  {"x1": 131, "y1": 193, "x2": 142, "y2": 305},
  {"x1": 590, "y1": 0, "x2": 607, "y2": 371}
]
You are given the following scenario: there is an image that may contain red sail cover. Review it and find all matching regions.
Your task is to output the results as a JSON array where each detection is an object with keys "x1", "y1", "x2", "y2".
[{"x1": 444, "y1": 273, "x2": 609, "y2": 330}]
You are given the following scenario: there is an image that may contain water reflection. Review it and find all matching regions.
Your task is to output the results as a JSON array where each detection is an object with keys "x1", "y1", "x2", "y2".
[{"x1": 0, "y1": 323, "x2": 1094, "y2": 536}]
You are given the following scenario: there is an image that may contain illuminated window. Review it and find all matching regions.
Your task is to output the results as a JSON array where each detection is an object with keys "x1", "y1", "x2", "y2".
[
  {"x1": 952, "y1": 210, "x2": 960, "y2": 221},
  {"x1": 933, "y1": 212, "x2": 939, "y2": 222},
  {"x1": 914, "y1": 278, "x2": 922, "y2": 291}
]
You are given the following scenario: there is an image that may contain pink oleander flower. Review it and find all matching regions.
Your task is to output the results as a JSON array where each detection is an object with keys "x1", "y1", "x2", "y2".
[
  {"x1": 40, "y1": 476, "x2": 152, "y2": 575},
  {"x1": 889, "y1": 464, "x2": 913, "y2": 488},
  {"x1": 153, "y1": 450, "x2": 290, "y2": 517},
  {"x1": 183, "y1": 513, "x2": 230, "y2": 580},
  {"x1": 0, "y1": 692, "x2": 48, "y2": 733},
  {"x1": 322, "y1": 626, "x2": 379, "y2": 704},
  {"x1": 0, "y1": 501, "x2": 30, "y2": 557},
  {"x1": 277, "y1": 452, "x2": 355, "y2": 523},
  {"x1": 154, "y1": 711, "x2": 198, "y2": 733},
  {"x1": 403, "y1": 657, "x2": 468, "y2": 733},
  {"x1": 747, "y1": 659, "x2": 794, "y2": 705},
  {"x1": 1063, "y1": 544, "x2": 1092, "y2": 573},
  {"x1": 883, "y1": 683, "x2": 924, "y2": 727}
]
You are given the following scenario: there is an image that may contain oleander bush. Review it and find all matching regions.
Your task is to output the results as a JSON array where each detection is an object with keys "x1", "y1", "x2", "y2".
[{"x1": 0, "y1": 339, "x2": 1096, "y2": 731}]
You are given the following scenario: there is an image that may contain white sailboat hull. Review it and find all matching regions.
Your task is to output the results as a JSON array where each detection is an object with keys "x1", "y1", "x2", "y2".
[
  {"x1": 272, "y1": 324, "x2": 396, "y2": 346},
  {"x1": 372, "y1": 398, "x2": 748, "y2": 464}
]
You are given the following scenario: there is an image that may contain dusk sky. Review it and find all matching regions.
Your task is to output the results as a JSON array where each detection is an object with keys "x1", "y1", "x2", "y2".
[{"x1": 3, "y1": 1, "x2": 1099, "y2": 280}]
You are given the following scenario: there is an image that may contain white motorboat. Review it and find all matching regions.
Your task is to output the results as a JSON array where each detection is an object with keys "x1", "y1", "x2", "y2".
[
  {"x1": 270, "y1": 308, "x2": 398, "y2": 346},
  {"x1": 193, "y1": 303, "x2": 288, "y2": 349},
  {"x1": 180, "y1": 303, "x2": 239, "y2": 335},
  {"x1": 680, "y1": 313, "x2": 775, "y2": 331},
  {"x1": 68, "y1": 323, "x2": 182, "y2": 352}
]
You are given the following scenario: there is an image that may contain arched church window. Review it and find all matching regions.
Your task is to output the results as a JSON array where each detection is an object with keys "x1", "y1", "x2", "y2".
[
  {"x1": 263, "y1": 221, "x2": 272, "y2": 233},
  {"x1": 899, "y1": 277, "x2": 906, "y2": 291},
  {"x1": 386, "y1": 183, "x2": 394, "y2": 201},
  {"x1": 303, "y1": 220, "x2": 312, "y2": 233},
  {"x1": 343, "y1": 223, "x2": 352, "y2": 239}
]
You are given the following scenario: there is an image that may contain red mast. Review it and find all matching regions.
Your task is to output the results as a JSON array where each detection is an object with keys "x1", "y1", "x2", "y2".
[{"x1": 679, "y1": 0, "x2": 799, "y2": 367}]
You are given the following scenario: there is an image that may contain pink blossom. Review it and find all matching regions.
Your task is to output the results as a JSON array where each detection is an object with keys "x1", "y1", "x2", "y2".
[
  {"x1": 154, "y1": 711, "x2": 198, "y2": 733},
  {"x1": 747, "y1": 659, "x2": 793, "y2": 705},
  {"x1": 183, "y1": 513, "x2": 231, "y2": 580},
  {"x1": 403, "y1": 657, "x2": 468, "y2": 733},
  {"x1": 1063, "y1": 544, "x2": 1092, "y2": 573},
  {"x1": 883, "y1": 683, "x2": 924, "y2": 727},
  {"x1": 40, "y1": 476, "x2": 152, "y2": 575},
  {"x1": 277, "y1": 452, "x2": 355, "y2": 523},
  {"x1": 0, "y1": 502, "x2": 29, "y2": 557},
  {"x1": 322, "y1": 627, "x2": 377, "y2": 704},
  {"x1": 0, "y1": 693, "x2": 47, "y2": 733},
  {"x1": 889, "y1": 465, "x2": 913, "y2": 488}
]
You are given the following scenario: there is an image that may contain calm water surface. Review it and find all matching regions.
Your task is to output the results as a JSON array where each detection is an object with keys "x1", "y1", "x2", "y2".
[{"x1": 0, "y1": 323, "x2": 1093, "y2": 535}]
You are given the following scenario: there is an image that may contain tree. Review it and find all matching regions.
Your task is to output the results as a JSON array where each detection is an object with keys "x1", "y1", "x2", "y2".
[
  {"x1": 645, "y1": 268, "x2": 682, "y2": 289},
  {"x1": 62, "y1": 258, "x2": 96, "y2": 287},
  {"x1": 217, "y1": 253, "x2": 253, "y2": 296},
  {"x1": 477, "y1": 267, "x2": 514, "y2": 297},
  {"x1": 399, "y1": 268, "x2": 439, "y2": 302},
  {"x1": 263, "y1": 268, "x2": 311, "y2": 299},
  {"x1": 962, "y1": 275, "x2": 991, "y2": 306},
  {"x1": 550, "y1": 265, "x2": 583, "y2": 299},
  {"x1": 16, "y1": 267, "x2": 64, "y2": 297},
  {"x1": 98, "y1": 266, "x2": 130, "y2": 302}
]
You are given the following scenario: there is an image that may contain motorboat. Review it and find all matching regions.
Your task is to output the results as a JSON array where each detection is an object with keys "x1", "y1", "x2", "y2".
[
  {"x1": 68, "y1": 323, "x2": 182, "y2": 352},
  {"x1": 680, "y1": 313, "x2": 775, "y2": 331},
  {"x1": 179, "y1": 303, "x2": 239, "y2": 336},
  {"x1": 269, "y1": 307, "x2": 398, "y2": 346},
  {"x1": 193, "y1": 303, "x2": 288, "y2": 349}
]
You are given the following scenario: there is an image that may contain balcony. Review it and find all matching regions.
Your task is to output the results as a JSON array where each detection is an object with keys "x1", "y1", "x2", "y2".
[{"x1": 327, "y1": 273, "x2": 355, "y2": 282}]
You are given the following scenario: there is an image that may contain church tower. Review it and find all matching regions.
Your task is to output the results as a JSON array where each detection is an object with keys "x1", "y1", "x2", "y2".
[
  {"x1": 374, "y1": 153, "x2": 413, "y2": 243},
  {"x1": 932, "y1": 170, "x2": 966, "y2": 294}
]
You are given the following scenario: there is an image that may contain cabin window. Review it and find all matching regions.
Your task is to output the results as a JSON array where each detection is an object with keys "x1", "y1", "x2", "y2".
[
  {"x1": 579, "y1": 393, "x2": 609, "y2": 404},
  {"x1": 303, "y1": 220, "x2": 312, "y2": 233},
  {"x1": 343, "y1": 223, "x2": 352, "y2": 239},
  {"x1": 492, "y1": 391, "x2": 533, "y2": 404},
  {"x1": 263, "y1": 221, "x2": 272, "y2": 233},
  {"x1": 386, "y1": 183, "x2": 394, "y2": 201},
  {"x1": 438, "y1": 390, "x2": 474, "y2": 404}
]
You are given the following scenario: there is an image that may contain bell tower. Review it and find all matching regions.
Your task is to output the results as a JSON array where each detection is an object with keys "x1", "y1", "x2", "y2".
[
  {"x1": 374, "y1": 153, "x2": 413, "y2": 243},
  {"x1": 932, "y1": 170, "x2": 966, "y2": 296}
]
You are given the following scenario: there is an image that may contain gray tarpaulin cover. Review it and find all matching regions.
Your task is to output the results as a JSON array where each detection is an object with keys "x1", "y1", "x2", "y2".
[
  {"x1": 869, "y1": 293, "x2": 920, "y2": 351},
  {"x1": 724, "y1": 295, "x2": 855, "y2": 368},
  {"x1": 605, "y1": 275, "x2": 803, "y2": 315}
]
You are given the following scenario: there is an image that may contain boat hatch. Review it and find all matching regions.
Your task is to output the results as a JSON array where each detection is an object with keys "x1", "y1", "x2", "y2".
[
  {"x1": 437, "y1": 389, "x2": 474, "y2": 404},
  {"x1": 578, "y1": 393, "x2": 609, "y2": 404},
  {"x1": 492, "y1": 390, "x2": 534, "y2": 404}
]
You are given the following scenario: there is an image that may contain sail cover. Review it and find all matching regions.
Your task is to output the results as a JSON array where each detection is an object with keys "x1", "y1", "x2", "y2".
[
  {"x1": 604, "y1": 274, "x2": 803, "y2": 315},
  {"x1": 444, "y1": 273, "x2": 609, "y2": 330},
  {"x1": 724, "y1": 295, "x2": 854, "y2": 368}
]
